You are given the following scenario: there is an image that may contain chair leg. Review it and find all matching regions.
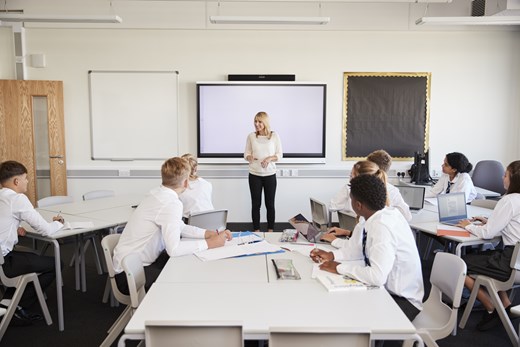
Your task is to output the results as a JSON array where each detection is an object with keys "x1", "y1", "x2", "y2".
[
  {"x1": 0, "y1": 279, "x2": 29, "y2": 341},
  {"x1": 90, "y1": 234, "x2": 105, "y2": 274},
  {"x1": 100, "y1": 307, "x2": 132, "y2": 347},
  {"x1": 487, "y1": 288, "x2": 519, "y2": 346},
  {"x1": 459, "y1": 278, "x2": 481, "y2": 329},
  {"x1": 32, "y1": 273, "x2": 52, "y2": 325}
]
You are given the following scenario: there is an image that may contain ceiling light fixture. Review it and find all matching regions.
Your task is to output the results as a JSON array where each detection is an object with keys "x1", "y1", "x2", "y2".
[
  {"x1": 416, "y1": 16, "x2": 520, "y2": 26},
  {"x1": 0, "y1": 13, "x2": 122, "y2": 24},
  {"x1": 209, "y1": 15, "x2": 330, "y2": 25}
]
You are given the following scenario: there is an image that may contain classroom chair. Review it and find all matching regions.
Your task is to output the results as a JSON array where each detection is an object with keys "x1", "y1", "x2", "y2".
[
  {"x1": 507, "y1": 305, "x2": 520, "y2": 347},
  {"x1": 0, "y1": 252, "x2": 53, "y2": 341},
  {"x1": 269, "y1": 327, "x2": 370, "y2": 347},
  {"x1": 36, "y1": 195, "x2": 74, "y2": 208},
  {"x1": 187, "y1": 209, "x2": 228, "y2": 231},
  {"x1": 82, "y1": 189, "x2": 115, "y2": 201},
  {"x1": 145, "y1": 321, "x2": 243, "y2": 347},
  {"x1": 470, "y1": 199, "x2": 499, "y2": 209},
  {"x1": 471, "y1": 160, "x2": 506, "y2": 196},
  {"x1": 310, "y1": 198, "x2": 331, "y2": 231},
  {"x1": 100, "y1": 234, "x2": 132, "y2": 347},
  {"x1": 403, "y1": 252, "x2": 466, "y2": 347},
  {"x1": 459, "y1": 242, "x2": 520, "y2": 346}
]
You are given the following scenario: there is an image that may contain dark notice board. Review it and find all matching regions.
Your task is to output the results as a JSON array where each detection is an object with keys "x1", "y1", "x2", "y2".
[{"x1": 342, "y1": 72, "x2": 431, "y2": 160}]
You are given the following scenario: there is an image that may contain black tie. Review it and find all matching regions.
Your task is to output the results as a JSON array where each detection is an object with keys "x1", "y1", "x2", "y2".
[
  {"x1": 446, "y1": 181, "x2": 453, "y2": 194},
  {"x1": 362, "y1": 228, "x2": 370, "y2": 266}
]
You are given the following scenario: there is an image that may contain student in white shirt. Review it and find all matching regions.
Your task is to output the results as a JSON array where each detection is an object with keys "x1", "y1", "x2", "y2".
[
  {"x1": 457, "y1": 160, "x2": 520, "y2": 331},
  {"x1": 113, "y1": 157, "x2": 232, "y2": 294},
  {"x1": 311, "y1": 174, "x2": 424, "y2": 321},
  {"x1": 244, "y1": 112, "x2": 283, "y2": 232},
  {"x1": 0, "y1": 161, "x2": 63, "y2": 325},
  {"x1": 425, "y1": 152, "x2": 477, "y2": 203},
  {"x1": 179, "y1": 153, "x2": 214, "y2": 220},
  {"x1": 325, "y1": 160, "x2": 410, "y2": 242}
]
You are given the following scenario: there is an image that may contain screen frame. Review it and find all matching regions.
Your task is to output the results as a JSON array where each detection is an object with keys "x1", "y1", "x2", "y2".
[{"x1": 196, "y1": 81, "x2": 327, "y2": 164}]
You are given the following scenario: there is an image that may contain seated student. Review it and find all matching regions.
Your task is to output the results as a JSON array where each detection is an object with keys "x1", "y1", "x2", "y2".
[
  {"x1": 367, "y1": 149, "x2": 412, "y2": 222},
  {"x1": 326, "y1": 160, "x2": 410, "y2": 242},
  {"x1": 425, "y1": 152, "x2": 477, "y2": 203},
  {"x1": 179, "y1": 153, "x2": 214, "y2": 221},
  {"x1": 113, "y1": 157, "x2": 232, "y2": 294},
  {"x1": 457, "y1": 160, "x2": 520, "y2": 331},
  {"x1": 312, "y1": 174, "x2": 424, "y2": 321},
  {"x1": 0, "y1": 160, "x2": 63, "y2": 326}
]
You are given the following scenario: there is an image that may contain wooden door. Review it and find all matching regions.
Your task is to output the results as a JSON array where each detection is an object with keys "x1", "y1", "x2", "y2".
[{"x1": 0, "y1": 80, "x2": 67, "y2": 205}]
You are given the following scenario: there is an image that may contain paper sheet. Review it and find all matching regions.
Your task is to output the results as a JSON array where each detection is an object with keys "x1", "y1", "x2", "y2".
[
  {"x1": 194, "y1": 240, "x2": 282, "y2": 261},
  {"x1": 62, "y1": 221, "x2": 95, "y2": 230}
]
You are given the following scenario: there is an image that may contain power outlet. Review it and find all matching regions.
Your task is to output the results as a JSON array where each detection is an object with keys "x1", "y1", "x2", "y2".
[
  {"x1": 118, "y1": 169, "x2": 131, "y2": 177},
  {"x1": 282, "y1": 169, "x2": 290, "y2": 177},
  {"x1": 291, "y1": 169, "x2": 299, "y2": 177}
]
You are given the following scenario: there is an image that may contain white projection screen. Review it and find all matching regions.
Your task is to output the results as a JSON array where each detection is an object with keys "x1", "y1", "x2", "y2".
[{"x1": 197, "y1": 82, "x2": 326, "y2": 163}]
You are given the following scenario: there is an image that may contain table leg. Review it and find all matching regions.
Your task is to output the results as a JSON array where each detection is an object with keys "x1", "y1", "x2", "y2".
[
  {"x1": 80, "y1": 234, "x2": 87, "y2": 292},
  {"x1": 49, "y1": 239, "x2": 64, "y2": 331},
  {"x1": 74, "y1": 235, "x2": 81, "y2": 291}
]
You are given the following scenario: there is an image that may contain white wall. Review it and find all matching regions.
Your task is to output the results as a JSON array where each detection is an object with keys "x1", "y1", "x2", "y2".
[{"x1": 1, "y1": 4, "x2": 519, "y2": 224}]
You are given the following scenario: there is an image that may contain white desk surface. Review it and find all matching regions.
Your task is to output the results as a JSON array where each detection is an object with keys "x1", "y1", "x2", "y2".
[
  {"x1": 80, "y1": 205, "x2": 136, "y2": 226},
  {"x1": 124, "y1": 232, "x2": 419, "y2": 344},
  {"x1": 37, "y1": 194, "x2": 143, "y2": 215},
  {"x1": 126, "y1": 281, "x2": 416, "y2": 340}
]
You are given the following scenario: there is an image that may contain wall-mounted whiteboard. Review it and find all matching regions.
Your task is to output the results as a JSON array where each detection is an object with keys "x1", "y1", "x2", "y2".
[{"x1": 89, "y1": 70, "x2": 179, "y2": 160}]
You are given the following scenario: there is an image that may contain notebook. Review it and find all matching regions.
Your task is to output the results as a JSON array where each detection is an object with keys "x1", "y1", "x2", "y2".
[
  {"x1": 437, "y1": 192, "x2": 468, "y2": 226},
  {"x1": 288, "y1": 213, "x2": 328, "y2": 244},
  {"x1": 396, "y1": 185, "x2": 425, "y2": 211}
]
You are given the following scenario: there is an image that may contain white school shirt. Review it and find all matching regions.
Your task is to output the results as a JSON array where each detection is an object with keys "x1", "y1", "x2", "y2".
[
  {"x1": 112, "y1": 185, "x2": 207, "y2": 273},
  {"x1": 179, "y1": 177, "x2": 214, "y2": 219},
  {"x1": 464, "y1": 193, "x2": 520, "y2": 246},
  {"x1": 331, "y1": 219, "x2": 365, "y2": 261},
  {"x1": 336, "y1": 207, "x2": 424, "y2": 310},
  {"x1": 244, "y1": 132, "x2": 283, "y2": 177},
  {"x1": 425, "y1": 172, "x2": 477, "y2": 203},
  {"x1": 330, "y1": 182, "x2": 412, "y2": 221},
  {"x1": 0, "y1": 187, "x2": 63, "y2": 256}
]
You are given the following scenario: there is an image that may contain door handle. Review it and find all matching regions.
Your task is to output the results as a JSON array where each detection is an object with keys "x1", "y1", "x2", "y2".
[{"x1": 49, "y1": 155, "x2": 64, "y2": 159}]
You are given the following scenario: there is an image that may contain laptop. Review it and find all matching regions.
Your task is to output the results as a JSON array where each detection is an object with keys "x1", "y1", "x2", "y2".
[
  {"x1": 396, "y1": 185, "x2": 425, "y2": 211},
  {"x1": 288, "y1": 213, "x2": 328, "y2": 244},
  {"x1": 437, "y1": 192, "x2": 468, "y2": 226}
]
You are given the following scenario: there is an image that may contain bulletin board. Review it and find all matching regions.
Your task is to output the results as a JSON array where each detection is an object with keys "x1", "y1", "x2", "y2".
[
  {"x1": 342, "y1": 72, "x2": 431, "y2": 160},
  {"x1": 89, "y1": 70, "x2": 179, "y2": 160}
]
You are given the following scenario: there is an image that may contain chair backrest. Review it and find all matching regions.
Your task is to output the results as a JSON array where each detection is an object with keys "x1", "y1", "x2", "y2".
[
  {"x1": 121, "y1": 252, "x2": 146, "y2": 309},
  {"x1": 269, "y1": 327, "x2": 370, "y2": 347},
  {"x1": 430, "y1": 252, "x2": 467, "y2": 307},
  {"x1": 337, "y1": 211, "x2": 357, "y2": 231},
  {"x1": 0, "y1": 252, "x2": 16, "y2": 287},
  {"x1": 83, "y1": 190, "x2": 115, "y2": 201},
  {"x1": 471, "y1": 160, "x2": 506, "y2": 195},
  {"x1": 145, "y1": 320, "x2": 243, "y2": 347},
  {"x1": 101, "y1": 234, "x2": 130, "y2": 305},
  {"x1": 37, "y1": 195, "x2": 74, "y2": 208},
  {"x1": 187, "y1": 209, "x2": 228, "y2": 230},
  {"x1": 470, "y1": 199, "x2": 498, "y2": 209},
  {"x1": 310, "y1": 198, "x2": 329, "y2": 230}
]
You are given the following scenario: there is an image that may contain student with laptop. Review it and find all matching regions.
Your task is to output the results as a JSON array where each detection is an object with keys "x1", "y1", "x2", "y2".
[
  {"x1": 425, "y1": 152, "x2": 477, "y2": 203},
  {"x1": 112, "y1": 157, "x2": 232, "y2": 294},
  {"x1": 456, "y1": 160, "x2": 520, "y2": 331},
  {"x1": 312, "y1": 174, "x2": 424, "y2": 321}
]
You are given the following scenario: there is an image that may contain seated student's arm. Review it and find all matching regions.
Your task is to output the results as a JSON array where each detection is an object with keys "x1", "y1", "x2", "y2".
[
  {"x1": 424, "y1": 176, "x2": 445, "y2": 198},
  {"x1": 335, "y1": 226, "x2": 396, "y2": 287},
  {"x1": 460, "y1": 198, "x2": 512, "y2": 239},
  {"x1": 330, "y1": 224, "x2": 364, "y2": 261},
  {"x1": 16, "y1": 195, "x2": 62, "y2": 236}
]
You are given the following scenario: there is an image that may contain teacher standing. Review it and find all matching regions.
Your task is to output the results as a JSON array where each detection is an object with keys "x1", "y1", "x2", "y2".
[{"x1": 244, "y1": 112, "x2": 283, "y2": 233}]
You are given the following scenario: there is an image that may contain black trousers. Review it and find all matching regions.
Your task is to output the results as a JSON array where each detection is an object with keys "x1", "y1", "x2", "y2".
[
  {"x1": 248, "y1": 173, "x2": 277, "y2": 230},
  {"x1": 2, "y1": 250, "x2": 58, "y2": 308},
  {"x1": 115, "y1": 251, "x2": 169, "y2": 295},
  {"x1": 391, "y1": 294, "x2": 420, "y2": 322}
]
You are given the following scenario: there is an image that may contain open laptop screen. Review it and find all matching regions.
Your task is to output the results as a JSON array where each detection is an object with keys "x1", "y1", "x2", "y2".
[
  {"x1": 397, "y1": 186, "x2": 425, "y2": 210},
  {"x1": 288, "y1": 214, "x2": 322, "y2": 242},
  {"x1": 437, "y1": 192, "x2": 467, "y2": 223}
]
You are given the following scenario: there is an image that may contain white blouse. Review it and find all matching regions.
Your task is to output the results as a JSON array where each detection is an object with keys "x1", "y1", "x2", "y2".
[
  {"x1": 179, "y1": 177, "x2": 214, "y2": 219},
  {"x1": 425, "y1": 172, "x2": 477, "y2": 203},
  {"x1": 244, "y1": 132, "x2": 283, "y2": 177}
]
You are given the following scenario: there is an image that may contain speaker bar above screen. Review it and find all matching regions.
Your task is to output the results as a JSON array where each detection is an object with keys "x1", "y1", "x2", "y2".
[{"x1": 228, "y1": 74, "x2": 296, "y2": 81}]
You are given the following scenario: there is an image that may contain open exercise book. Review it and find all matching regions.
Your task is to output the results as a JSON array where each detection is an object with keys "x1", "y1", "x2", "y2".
[
  {"x1": 194, "y1": 231, "x2": 283, "y2": 261},
  {"x1": 312, "y1": 263, "x2": 375, "y2": 292}
]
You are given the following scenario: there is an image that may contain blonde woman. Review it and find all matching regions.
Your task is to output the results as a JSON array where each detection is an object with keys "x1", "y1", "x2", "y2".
[
  {"x1": 179, "y1": 154, "x2": 214, "y2": 220},
  {"x1": 244, "y1": 112, "x2": 283, "y2": 232}
]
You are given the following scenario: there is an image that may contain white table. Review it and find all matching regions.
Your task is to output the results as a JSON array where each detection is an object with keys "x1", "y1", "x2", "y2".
[
  {"x1": 21, "y1": 195, "x2": 142, "y2": 331},
  {"x1": 119, "y1": 234, "x2": 422, "y2": 346},
  {"x1": 409, "y1": 204, "x2": 500, "y2": 257}
]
